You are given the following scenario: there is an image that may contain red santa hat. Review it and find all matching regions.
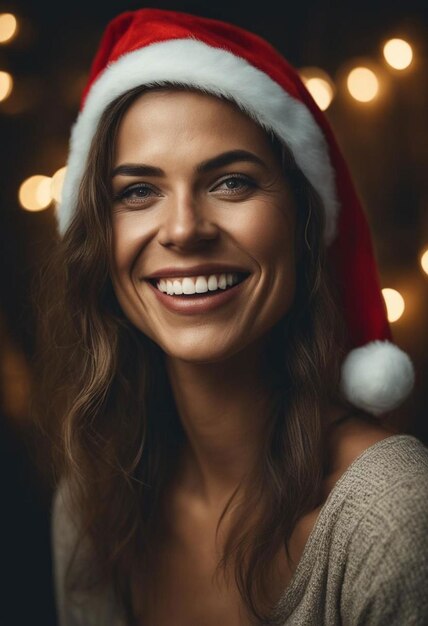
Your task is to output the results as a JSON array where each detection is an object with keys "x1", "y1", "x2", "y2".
[{"x1": 57, "y1": 8, "x2": 415, "y2": 416}]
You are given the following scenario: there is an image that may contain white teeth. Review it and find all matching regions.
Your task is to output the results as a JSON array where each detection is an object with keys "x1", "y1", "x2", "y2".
[
  {"x1": 195, "y1": 276, "x2": 208, "y2": 293},
  {"x1": 208, "y1": 275, "x2": 218, "y2": 291},
  {"x1": 218, "y1": 274, "x2": 227, "y2": 289},
  {"x1": 156, "y1": 272, "x2": 243, "y2": 295},
  {"x1": 182, "y1": 277, "x2": 196, "y2": 294},
  {"x1": 172, "y1": 280, "x2": 183, "y2": 295}
]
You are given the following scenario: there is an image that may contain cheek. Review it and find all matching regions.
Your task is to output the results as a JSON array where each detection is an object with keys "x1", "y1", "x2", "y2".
[
  {"x1": 110, "y1": 212, "x2": 153, "y2": 283},
  {"x1": 234, "y1": 204, "x2": 296, "y2": 274},
  {"x1": 243, "y1": 205, "x2": 297, "y2": 323},
  {"x1": 109, "y1": 217, "x2": 143, "y2": 315},
  {"x1": 110, "y1": 232, "x2": 130, "y2": 301}
]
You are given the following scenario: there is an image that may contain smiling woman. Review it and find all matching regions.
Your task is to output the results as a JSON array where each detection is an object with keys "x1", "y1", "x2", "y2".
[
  {"x1": 109, "y1": 88, "x2": 297, "y2": 354},
  {"x1": 33, "y1": 7, "x2": 428, "y2": 626}
]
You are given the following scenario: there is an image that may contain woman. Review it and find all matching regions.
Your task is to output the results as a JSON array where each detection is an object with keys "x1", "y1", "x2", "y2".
[{"x1": 36, "y1": 8, "x2": 428, "y2": 626}]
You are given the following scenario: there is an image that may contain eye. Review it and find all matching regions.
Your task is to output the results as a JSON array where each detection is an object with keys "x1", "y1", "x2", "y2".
[
  {"x1": 211, "y1": 174, "x2": 256, "y2": 194},
  {"x1": 114, "y1": 184, "x2": 159, "y2": 204}
]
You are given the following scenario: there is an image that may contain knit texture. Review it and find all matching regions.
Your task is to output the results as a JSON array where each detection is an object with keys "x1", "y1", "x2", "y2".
[{"x1": 52, "y1": 434, "x2": 428, "y2": 625}]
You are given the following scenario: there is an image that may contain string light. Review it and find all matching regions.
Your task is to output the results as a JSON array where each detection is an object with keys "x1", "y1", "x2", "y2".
[
  {"x1": 299, "y1": 67, "x2": 335, "y2": 111},
  {"x1": 347, "y1": 67, "x2": 379, "y2": 102},
  {"x1": 420, "y1": 248, "x2": 428, "y2": 276},
  {"x1": 382, "y1": 288, "x2": 405, "y2": 322},
  {"x1": 383, "y1": 38, "x2": 413, "y2": 70},
  {"x1": 0, "y1": 13, "x2": 18, "y2": 44},
  {"x1": 36, "y1": 177, "x2": 52, "y2": 208},
  {"x1": 50, "y1": 166, "x2": 67, "y2": 203},
  {"x1": 19, "y1": 175, "x2": 53, "y2": 212},
  {"x1": 0, "y1": 71, "x2": 13, "y2": 101}
]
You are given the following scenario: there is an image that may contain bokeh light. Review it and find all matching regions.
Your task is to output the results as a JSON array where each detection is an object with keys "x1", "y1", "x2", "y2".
[
  {"x1": 300, "y1": 67, "x2": 335, "y2": 111},
  {"x1": 382, "y1": 288, "x2": 405, "y2": 322},
  {"x1": 0, "y1": 71, "x2": 13, "y2": 101},
  {"x1": 420, "y1": 248, "x2": 428, "y2": 276},
  {"x1": 0, "y1": 13, "x2": 18, "y2": 44},
  {"x1": 51, "y1": 166, "x2": 67, "y2": 203},
  {"x1": 19, "y1": 175, "x2": 53, "y2": 212},
  {"x1": 347, "y1": 67, "x2": 379, "y2": 102},
  {"x1": 383, "y1": 38, "x2": 413, "y2": 70},
  {"x1": 36, "y1": 177, "x2": 52, "y2": 208}
]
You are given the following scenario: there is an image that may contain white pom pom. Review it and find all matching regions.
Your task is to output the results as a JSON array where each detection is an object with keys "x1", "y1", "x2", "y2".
[{"x1": 340, "y1": 340, "x2": 415, "y2": 416}]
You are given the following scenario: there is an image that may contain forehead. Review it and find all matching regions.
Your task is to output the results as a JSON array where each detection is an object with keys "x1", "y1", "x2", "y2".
[{"x1": 113, "y1": 88, "x2": 279, "y2": 162}]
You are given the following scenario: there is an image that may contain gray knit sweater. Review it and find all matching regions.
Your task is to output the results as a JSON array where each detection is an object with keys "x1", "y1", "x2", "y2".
[{"x1": 52, "y1": 434, "x2": 428, "y2": 625}]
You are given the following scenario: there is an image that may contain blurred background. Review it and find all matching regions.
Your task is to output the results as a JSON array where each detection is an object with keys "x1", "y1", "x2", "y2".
[{"x1": 0, "y1": 1, "x2": 427, "y2": 623}]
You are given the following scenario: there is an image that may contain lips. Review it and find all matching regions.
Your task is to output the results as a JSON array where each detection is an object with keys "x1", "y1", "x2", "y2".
[
  {"x1": 144, "y1": 263, "x2": 251, "y2": 280},
  {"x1": 145, "y1": 272, "x2": 250, "y2": 315}
]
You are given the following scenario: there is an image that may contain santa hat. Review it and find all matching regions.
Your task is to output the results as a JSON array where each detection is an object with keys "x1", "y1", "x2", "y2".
[{"x1": 57, "y1": 8, "x2": 414, "y2": 416}]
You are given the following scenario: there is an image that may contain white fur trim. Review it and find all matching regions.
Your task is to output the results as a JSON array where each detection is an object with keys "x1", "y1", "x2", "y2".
[
  {"x1": 58, "y1": 38, "x2": 339, "y2": 242},
  {"x1": 340, "y1": 340, "x2": 415, "y2": 416}
]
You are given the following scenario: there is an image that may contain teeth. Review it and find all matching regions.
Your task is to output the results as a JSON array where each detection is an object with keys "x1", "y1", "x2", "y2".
[
  {"x1": 156, "y1": 272, "x2": 243, "y2": 295},
  {"x1": 195, "y1": 276, "x2": 208, "y2": 293},
  {"x1": 184, "y1": 277, "x2": 198, "y2": 294},
  {"x1": 208, "y1": 275, "x2": 218, "y2": 291},
  {"x1": 172, "y1": 279, "x2": 183, "y2": 295},
  {"x1": 218, "y1": 274, "x2": 227, "y2": 290}
]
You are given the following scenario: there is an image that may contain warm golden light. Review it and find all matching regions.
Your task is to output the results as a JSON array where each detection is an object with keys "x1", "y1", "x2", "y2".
[
  {"x1": 383, "y1": 38, "x2": 413, "y2": 70},
  {"x1": 382, "y1": 288, "x2": 405, "y2": 322},
  {"x1": 19, "y1": 175, "x2": 53, "y2": 212},
  {"x1": 347, "y1": 67, "x2": 379, "y2": 102},
  {"x1": 51, "y1": 166, "x2": 67, "y2": 203},
  {"x1": 0, "y1": 13, "x2": 18, "y2": 44},
  {"x1": 300, "y1": 67, "x2": 335, "y2": 111},
  {"x1": 0, "y1": 71, "x2": 13, "y2": 101},
  {"x1": 420, "y1": 248, "x2": 428, "y2": 276},
  {"x1": 37, "y1": 177, "x2": 52, "y2": 208},
  {"x1": 305, "y1": 78, "x2": 334, "y2": 111}
]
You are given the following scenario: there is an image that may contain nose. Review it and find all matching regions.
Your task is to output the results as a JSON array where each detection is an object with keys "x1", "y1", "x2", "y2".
[{"x1": 157, "y1": 190, "x2": 219, "y2": 250}]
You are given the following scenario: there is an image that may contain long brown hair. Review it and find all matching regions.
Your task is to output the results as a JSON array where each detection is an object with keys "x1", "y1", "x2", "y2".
[{"x1": 34, "y1": 84, "x2": 357, "y2": 624}]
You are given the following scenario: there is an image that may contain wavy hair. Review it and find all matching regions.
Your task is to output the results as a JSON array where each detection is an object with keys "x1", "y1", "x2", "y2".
[{"x1": 34, "y1": 84, "x2": 358, "y2": 624}]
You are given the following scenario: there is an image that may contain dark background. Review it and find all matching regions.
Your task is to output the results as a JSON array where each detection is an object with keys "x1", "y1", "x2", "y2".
[{"x1": 0, "y1": 1, "x2": 427, "y2": 624}]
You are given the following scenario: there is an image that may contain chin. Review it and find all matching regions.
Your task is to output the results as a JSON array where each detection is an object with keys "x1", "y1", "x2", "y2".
[
  {"x1": 162, "y1": 342, "x2": 239, "y2": 364},
  {"x1": 155, "y1": 330, "x2": 250, "y2": 365}
]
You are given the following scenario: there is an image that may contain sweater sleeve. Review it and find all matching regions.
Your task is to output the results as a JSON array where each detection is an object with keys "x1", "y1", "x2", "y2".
[
  {"x1": 340, "y1": 470, "x2": 428, "y2": 626},
  {"x1": 51, "y1": 481, "x2": 85, "y2": 626},
  {"x1": 51, "y1": 482, "x2": 126, "y2": 626}
]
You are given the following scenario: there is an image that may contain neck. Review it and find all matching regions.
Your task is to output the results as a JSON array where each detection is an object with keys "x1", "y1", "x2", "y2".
[{"x1": 164, "y1": 337, "x2": 274, "y2": 509}]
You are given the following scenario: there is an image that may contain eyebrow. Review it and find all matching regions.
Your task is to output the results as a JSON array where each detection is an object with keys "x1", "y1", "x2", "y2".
[{"x1": 111, "y1": 149, "x2": 268, "y2": 178}]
